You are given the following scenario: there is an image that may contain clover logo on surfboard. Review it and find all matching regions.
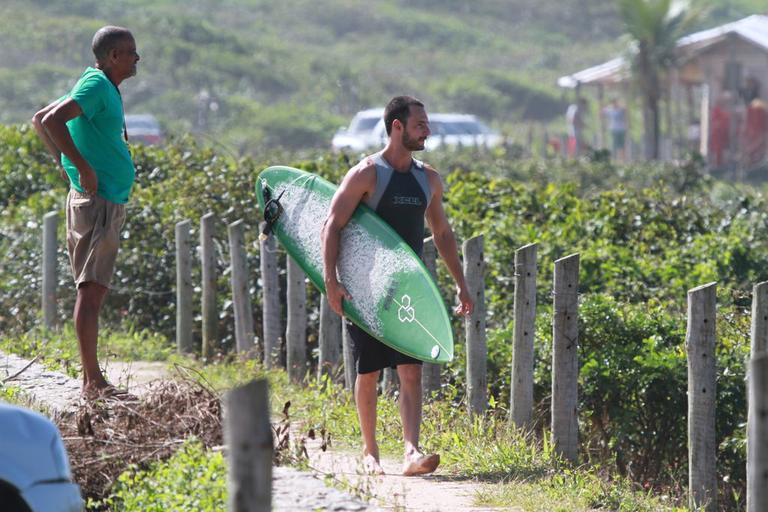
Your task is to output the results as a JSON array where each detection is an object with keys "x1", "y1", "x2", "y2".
[{"x1": 397, "y1": 295, "x2": 416, "y2": 323}]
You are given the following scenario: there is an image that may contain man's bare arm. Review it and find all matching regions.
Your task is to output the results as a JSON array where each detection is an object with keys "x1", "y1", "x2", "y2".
[
  {"x1": 321, "y1": 162, "x2": 375, "y2": 316},
  {"x1": 31, "y1": 100, "x2": 67, "y2": 180},
  {"x1": 39, "y1": 99, "x2": 98, "y2": 194},
  {"x1": 424, "y1": 167, "x2": 473, "y2": 316}
]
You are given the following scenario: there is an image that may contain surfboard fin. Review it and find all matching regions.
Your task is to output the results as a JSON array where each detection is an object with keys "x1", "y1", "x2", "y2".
[{"x1": 260, "y1": 187, "x2": 285, "y2": 240}]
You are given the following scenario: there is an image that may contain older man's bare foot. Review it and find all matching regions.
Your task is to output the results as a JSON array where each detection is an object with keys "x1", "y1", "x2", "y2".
[
  {"x1": 363, "y1": 454, "x2": 385, "y2": 475},
  {"x1": 402, "y1": 452, "x2": 440, "y2": 476}
]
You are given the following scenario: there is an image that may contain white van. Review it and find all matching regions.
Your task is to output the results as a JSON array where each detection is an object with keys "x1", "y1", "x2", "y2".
[
  {"x1": 369, "y1": 113, "x2": 501, "y2": 151},
  {"x1": 331, "y1": 108, "x2": 384, "y2": 152}
]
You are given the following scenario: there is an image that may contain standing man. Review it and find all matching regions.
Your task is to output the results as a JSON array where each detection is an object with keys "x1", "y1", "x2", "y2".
[
  {"x1": 322, "y1": 96, "x2": 474, "y2": 476},
  {"x1": 31, "y1": 26, "x2": 140, "y2": 398},
  {"x1": 602, "y1": 97, "x2": 628, "y2": 162},
  {"x1": 566, "y1": 97, "x2": 588, "y2": 157}
]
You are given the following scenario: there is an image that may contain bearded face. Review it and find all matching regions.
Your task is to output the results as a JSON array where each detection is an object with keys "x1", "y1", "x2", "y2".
[
  {"x1": 401, "y1": 127, "x2": 425, "y2": 151},
  {"x1": 399, "y1": 106, "x2": 429, "y2": 151}
]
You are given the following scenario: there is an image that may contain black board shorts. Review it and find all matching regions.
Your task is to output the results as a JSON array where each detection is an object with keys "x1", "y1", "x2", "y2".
[{"x1": 346, "y1": 320, "x2": 422, "y2": 374}]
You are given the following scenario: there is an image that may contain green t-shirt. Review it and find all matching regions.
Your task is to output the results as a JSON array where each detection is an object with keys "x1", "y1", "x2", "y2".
[{"x1": 61, "y1": 67, "x2": 135, "y2": 204}]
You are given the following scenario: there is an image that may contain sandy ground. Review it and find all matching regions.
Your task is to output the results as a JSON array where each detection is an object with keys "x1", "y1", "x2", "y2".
[
  {"x1": 103, "y1": 362, "x2": 509, "y2": 511},
  {"x1": 3, "y1": 355, "x2": 514, "y2": 511},
  {"x1": 305, "y1": 436, "x2": 511, "y2": 511}
]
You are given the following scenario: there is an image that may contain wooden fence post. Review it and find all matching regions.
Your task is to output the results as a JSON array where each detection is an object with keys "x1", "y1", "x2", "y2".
[
  {"x1": 751, "y1": 281, "x2": 768, "y2": 356},
  {"x1": 200, "y1": 213, "x2": 217, "y2": 360},
  {"x1": 42, "y1": 211, "x2": 58, "y2": 330},
  {"x1": 228, "y1": 220, "x2": 255, "y2": 355},
  {"x1": 176, "y1": 219, "x2": 193, "y2": 354},
  {"x1": 463, "y1": 235, "x2": 486, "y2": 416},
  {"x1": 286, "y1": 256, "x2": 307, "y2": 382},
  {"x1": 511, "y1": 243, "x2": 537, "y2": 429},
  {"x1": 421, "y1": 236, "x2": 441, "y2": 398},
  {"x1": 382, "y1": 368, "x2": 399, "y2": 395},
  {"x1": 318, "y1": 294, "x2": 341, "y2": 381},
  {"x1": 748, "y1": 353, "x2": 768, "y2": 512},
  {"x1": 259, "y1": 222, "x2": 282, "y2": 369},
  {"x1": 342, "y1": 321, "x2": 356, "y2": 391},
  {"x1": 223, "y1": 379, "x2": 272, "y2": 512},
  {"x1": 747, "y1": 281, "x2": 768, "y2": 512},
  {"x1": 686, "y1": 282, "x2": 717, "y2": 512},
  {"x1": 551, "y1": 253, "x2": 579, "y2": 464}
]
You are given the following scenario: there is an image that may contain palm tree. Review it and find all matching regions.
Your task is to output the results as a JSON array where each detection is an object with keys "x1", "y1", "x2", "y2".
[{"x1": 618, "y1": 0, "x2": 698, "y2": 160}]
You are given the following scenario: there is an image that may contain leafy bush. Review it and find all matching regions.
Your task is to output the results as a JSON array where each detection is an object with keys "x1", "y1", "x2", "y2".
[
  {"x1": 102, "y1": 439, "x2": 226, "y2": 511},
  {"x1": 0, "y1": 124, "x2": 761, "y2": 508}
]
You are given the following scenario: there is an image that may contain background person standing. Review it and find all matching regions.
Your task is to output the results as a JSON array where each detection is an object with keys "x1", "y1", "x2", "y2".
[
  {"x1": 602, "y1": 97, "x2": 628, "y2": 162},
  {"x1": 566, "y1": 97, "x2": 589, "y2": 157},
  {"x1": 31, "y1": 26, "x2": 140, "y2": 399}
]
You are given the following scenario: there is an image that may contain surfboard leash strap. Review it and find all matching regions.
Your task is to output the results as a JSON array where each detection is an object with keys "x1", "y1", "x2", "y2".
[{"x1": 260, "y1": 187, "x2": 285, "y2": 241}]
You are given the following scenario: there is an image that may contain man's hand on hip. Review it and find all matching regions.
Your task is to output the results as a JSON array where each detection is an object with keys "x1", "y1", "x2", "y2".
[{"x1": 78, "y1": 165, "x2": 98, "y2": 195}]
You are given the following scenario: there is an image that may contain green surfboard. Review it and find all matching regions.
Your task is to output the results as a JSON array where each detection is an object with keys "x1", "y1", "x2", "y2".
[{"x1": 255, "y1": 165, "x2": 453, "y2": 364}]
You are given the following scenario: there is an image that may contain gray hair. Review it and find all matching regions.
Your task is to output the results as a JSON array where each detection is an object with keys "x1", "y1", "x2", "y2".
[{"x1": 91, "y1": 26, "x2": 133, "y2": 62}]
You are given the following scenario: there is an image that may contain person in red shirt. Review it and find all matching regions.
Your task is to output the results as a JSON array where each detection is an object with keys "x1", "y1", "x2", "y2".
[
  {"x1": 743, "y1": 97, "x2": 768, "y2": 170},
  {"x1": 709, "y1": 93, "x2": 731, "y2": 168}
]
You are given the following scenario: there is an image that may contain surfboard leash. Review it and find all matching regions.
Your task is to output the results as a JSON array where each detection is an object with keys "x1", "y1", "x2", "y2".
[{"x1": 260, "y1": 186, "x2": 285, "y2": 241}]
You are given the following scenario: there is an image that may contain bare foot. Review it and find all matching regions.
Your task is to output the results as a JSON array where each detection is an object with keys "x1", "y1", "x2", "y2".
[
  {"x1": 363, "y1": 454, "x2": 385, "y2": 475},
  {"x1": 402, "y1": 452, "x2": 440, "y2": 476}
]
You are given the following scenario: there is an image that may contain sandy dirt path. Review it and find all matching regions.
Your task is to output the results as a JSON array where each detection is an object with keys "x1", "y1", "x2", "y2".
[
  {"x1": 305, "y1": 436, "x2": 513, "y2": 511},
  {"x1": 2, "y1": 354, "x2": 515, "y2": 511}
]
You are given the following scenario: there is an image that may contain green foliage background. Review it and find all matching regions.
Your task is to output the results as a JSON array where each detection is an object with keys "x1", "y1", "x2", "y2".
[
  {"x1": 1, "y1": 123, "x2": 765, "y2": 507},
  {"x1": 1, "y1": 0, "x2": 765, "y2": 152}
]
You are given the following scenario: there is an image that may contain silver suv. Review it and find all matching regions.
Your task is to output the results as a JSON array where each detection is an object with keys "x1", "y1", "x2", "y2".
[
  {"x1": 331, "y1": 108, "x2": 384, "y2": 152},
  {"x1": 0, "y1": 403, "x2": 84, "y2": 511},
  {"x1": 370, "y1": 113, "x2": 501, "y2": 151}
]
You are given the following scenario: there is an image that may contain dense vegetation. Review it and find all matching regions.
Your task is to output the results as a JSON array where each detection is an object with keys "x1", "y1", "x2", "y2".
[
  {"x1": 2, "y1": 122, "x2": 766, "y2": 509},
  {"x1": 1, "y1": 0, "x2": 765, "y2": 152}
]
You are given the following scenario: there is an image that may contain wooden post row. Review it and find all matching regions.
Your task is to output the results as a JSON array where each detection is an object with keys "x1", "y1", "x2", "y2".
[
  {"x1": 259, "y1": 223, "x2": 282, "y2": 368},
  {"x1": 511, "y1": 243, "x2": 537, "y2": 429},
  {"x1": 228, "y1": 220, "x2": 255, "y2": 355},
  {"x1": 342, "y1": 321, "x2": 356, "y2": 391},
  {"x1": 748, "y1": 353, "x2": 768, "y2": 512},
  {"x1": 318, "y1": 294, "x2": 341, "y2": 382},
  {"x1": 686, "y1": 282, "x2": 717, "y2": 512},
  {"x1": 224, "y1": 379, "x2": 272, "y2": 512},
  {"x1": 176, "y1": 219, "x2": 193, "y2": 354},
  {"x1": 463, "y1": 234, "x2": 486, "y2": 416},
  {"x1": 747, "y1": 281, "x2": 768, "y2": 512},
  {"x1": 286, "y1": 256, "x2": 308, "y2": 383},
  {"x1": 551, "y1": 253, "x2": 579, "y2": 464},
  {"x1": 421, "y1": 237, "x2": 441, "y2": 398},
  {"x1": 42, "y1": 211, "x2": 58, "y2": 330},
  {"x1": 200, "y1": 212, "x2": 217, "y2": 360}
]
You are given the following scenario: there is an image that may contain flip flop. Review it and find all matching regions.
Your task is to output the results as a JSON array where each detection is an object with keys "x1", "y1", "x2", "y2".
[{"x1": 82, "y1": 384, "x2": 135, "y2": 402}]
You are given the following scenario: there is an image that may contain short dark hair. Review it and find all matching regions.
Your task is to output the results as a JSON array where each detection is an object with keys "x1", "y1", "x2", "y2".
[
  {"x1": 384, "y1": 96, "x2": 424, "y2": 136},
  {"x1": 92, "y1": 26, "x2": 133, "y2": 62}
]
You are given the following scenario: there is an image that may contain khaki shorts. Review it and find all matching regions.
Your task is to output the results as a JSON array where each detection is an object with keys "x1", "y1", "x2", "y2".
[{"x1": 66, "y1": 189, "x2": 126, "y2": 289}]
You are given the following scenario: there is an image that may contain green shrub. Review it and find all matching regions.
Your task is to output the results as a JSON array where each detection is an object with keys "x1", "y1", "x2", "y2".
[{"x1": 102, "y1": 439, "x2": 226, "y2": 511}]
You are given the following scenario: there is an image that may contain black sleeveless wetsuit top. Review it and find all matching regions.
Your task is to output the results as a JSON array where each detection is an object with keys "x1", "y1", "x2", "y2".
[{"x1": 363, "y1": 153, "x2": 432, "y2": 256}]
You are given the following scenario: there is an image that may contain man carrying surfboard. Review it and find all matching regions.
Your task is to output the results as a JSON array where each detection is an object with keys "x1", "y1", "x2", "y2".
[{"x1": 322, "y1": 96, "x2": 474, "y2": 476}]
